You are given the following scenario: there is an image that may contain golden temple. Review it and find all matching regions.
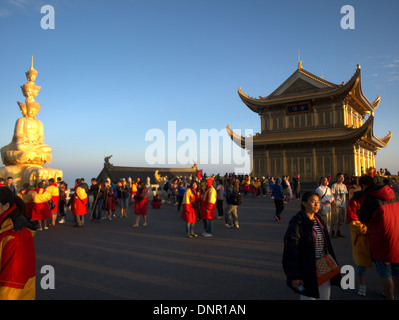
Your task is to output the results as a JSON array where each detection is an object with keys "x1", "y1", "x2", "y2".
[{"x1": 228, "y1": 61, "x2": 392, "y2": 182}]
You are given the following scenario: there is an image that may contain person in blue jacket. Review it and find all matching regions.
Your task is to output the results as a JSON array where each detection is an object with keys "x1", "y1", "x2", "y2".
[{"x1": 272, "y1": 177, "x2": 284, "y2": 221}]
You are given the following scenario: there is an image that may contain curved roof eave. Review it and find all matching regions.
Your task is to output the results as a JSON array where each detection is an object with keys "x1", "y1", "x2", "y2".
[{"x1": 238, "y1": 65, "x2": 361, "y2": 112}]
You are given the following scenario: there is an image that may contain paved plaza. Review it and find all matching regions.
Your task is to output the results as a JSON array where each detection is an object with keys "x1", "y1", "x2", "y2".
[{"x1": 34, "y1": 192, "x2": 385, "y2": 301}]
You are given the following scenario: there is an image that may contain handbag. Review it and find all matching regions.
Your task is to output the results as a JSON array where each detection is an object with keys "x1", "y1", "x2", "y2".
[
  {"x1": 48, "y1": 199, "x2": 56, "y2": 210},
  {"x1": 316, "y1": 253, "x2": 340, "y2": 286}
]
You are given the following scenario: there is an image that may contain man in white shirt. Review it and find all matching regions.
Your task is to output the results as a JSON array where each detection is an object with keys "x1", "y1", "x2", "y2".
[
  {"x1": 315, "y1": 177, "x2": 334, "y2": 235},
  {"x1": 331, "y1": 173, "x2": 348, "y2": 238}
]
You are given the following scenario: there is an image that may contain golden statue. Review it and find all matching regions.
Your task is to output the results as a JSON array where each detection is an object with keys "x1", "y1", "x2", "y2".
[
  {"x1": 154, "y1": 170, "x2": 163, "y2": 184},
  {"x1": 0, "y1": 57, "x2": 62, "y2": 189}
]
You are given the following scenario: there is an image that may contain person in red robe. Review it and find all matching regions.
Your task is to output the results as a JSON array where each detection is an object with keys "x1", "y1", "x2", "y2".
[
  {"x1": 200, "y1": 177, "x2": 217, "y2": 237},
  {"x1": 0, "y1": 186, "x2": 37, "y2": 299},
  {"x1": 151, "y1": 194, "x2": 162, "y2": 209},
  {"x1": 181, "y1": 181, "x2": 198, "y2": 238},
  {"x1": 132, "y1": 181, "x2": 148, "y2": 227},
  {"x1": 46, "y1": 178, "x2": 59, "y2": 226},
  {"x1": 32, "y1": 181, "x2": 52, "y2": 231},
  {"x1": 71, "y1": 179, "x2": 88, "y2": 227}
]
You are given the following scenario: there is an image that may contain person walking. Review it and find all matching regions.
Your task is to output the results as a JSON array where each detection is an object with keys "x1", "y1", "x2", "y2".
[
  {"x1": 358, "y1": 174, "x2": 399, "y2": 300},
  {"x1": 0, "y1": 186, "x2": 37, "y2": 299},
  {"x1": 200, "y1": 177, "x2": 217, "y2": 237},
  {"x1": 225, "y1": 178, "x2": 241, "y2": 229},
  {"x1": 181, "y1": 181, "x2": 198, "y2": 238},
  {"x1": 283, "y1": 191, "x2": 341, "y2": 300},
  {"x1": 271, "y1": 177, "x2": 284, "y2": 221}
]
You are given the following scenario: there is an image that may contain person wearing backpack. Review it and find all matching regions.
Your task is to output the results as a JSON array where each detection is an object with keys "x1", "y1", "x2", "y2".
[{"x1": 225, "y1": 178, "x2": 241, "y2": 229}]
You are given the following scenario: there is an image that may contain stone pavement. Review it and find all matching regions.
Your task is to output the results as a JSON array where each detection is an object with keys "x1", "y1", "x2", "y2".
[{"x1": 34, "y1": 193, "x2": 385, "y2": 301}]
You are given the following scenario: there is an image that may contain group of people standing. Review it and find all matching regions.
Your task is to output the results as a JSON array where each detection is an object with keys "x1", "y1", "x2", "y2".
[
  {"x1": 1, "y1": 176, "x2": 149, "y2": 230},
  {"x1": 283, "y1": 171, "x2": 399, "y2": 300},
  {"x1": 176, "y1": 176, "x2": 241, "y2": 238},
  {"x1": 87, "y1": 178, "x2": 148, "y2": 227},
  {"x1": 0, "y1": 176, "x2": 67, "y2": 231}
]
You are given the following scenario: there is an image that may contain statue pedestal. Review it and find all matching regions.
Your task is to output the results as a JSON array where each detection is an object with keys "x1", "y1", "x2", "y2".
[{"x1": 0, "y1": 165, "x2": 62, "y2": 191}]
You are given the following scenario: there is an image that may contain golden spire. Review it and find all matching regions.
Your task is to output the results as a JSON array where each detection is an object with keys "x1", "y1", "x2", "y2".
[
  {"x1": 26, "y1": 56, "x2": 38, "y2": 82},
  {"x1": 22, "y1": 56, "x2": 41, "y2": 106},
  {"x1": 29, "y1": 56, "x2": 37, "y2": 72},
  {"x1": 298, "y1": 60, "x2": 303, "y2": 70}
]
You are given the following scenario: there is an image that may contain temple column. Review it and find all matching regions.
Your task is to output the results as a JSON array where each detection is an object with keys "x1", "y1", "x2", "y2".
[
  {"x1": 365, "y1": 150, "x2": 371, "y2": 171},
  {"x1": 267, "y1": 112, "x2": 272, "y2": 131},
  {"x1": 282, "y1": 150, "x2": 287, "y2": 175},
  {"x1": 353, "y1": 145, "x2": 359, "y2": 176},
  {"x1": 356, "y1": 145, "x2": 361, "y2": 176},
  {"x1": 266, "y1": 150, "x2": 270, "y2": 174},
  {"x1": 261, "y1": 114, "x2": 266, "y2": 133},
  {"x1": 331, "y1": 146, "x2": 337, "y2": 176},
  {"x1": 361, "y1": 148, "x2": 365, "y2": 175},
  {"x1": 313, "y1": 105, "x2": 318, "y2": 128},
  {"x1": 312, "y1": 147, "x2": 317, "y2": 182},
  {"x1": 332, "y1": 103, "x2": 336, "y2": 127}
]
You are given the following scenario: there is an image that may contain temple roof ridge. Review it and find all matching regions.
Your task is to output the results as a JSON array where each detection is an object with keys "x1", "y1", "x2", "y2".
[{"x1": 238, "y1": 64, "x2": 365, "y2": 112}]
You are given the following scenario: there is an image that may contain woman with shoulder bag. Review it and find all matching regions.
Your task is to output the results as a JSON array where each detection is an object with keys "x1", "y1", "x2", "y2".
[{"x1": 283, "y1": 191, "x2": 341, "y2": 300}]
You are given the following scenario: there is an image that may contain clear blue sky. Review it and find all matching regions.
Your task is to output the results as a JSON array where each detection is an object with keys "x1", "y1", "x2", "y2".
[{"x1": 1, "y1": 0, "x2": 398, "y2": 186}]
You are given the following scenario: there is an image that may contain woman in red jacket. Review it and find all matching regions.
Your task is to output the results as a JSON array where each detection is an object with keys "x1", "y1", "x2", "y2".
[
  {"x1": 32, "y1": 180, "x2": 52, "y2": 231},
  {"x1": 358, "y1": 174, "x2": 399, "y2": 300},
  {"x1": 71, "y1": 179, "x2": 88, "y2": 227},
  {"x1": 132, "y1": 181, "x2": 148, "y2": 227},
  {"x1": 181, "y1": 181, "x2": 198, "y2": 238},
  {"x1": 0, "y1": 186, "x2": 36, "y2": 299}
]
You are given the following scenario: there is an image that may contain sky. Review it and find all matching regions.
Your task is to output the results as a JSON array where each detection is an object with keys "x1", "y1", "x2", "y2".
[{"x1": 0, "y1": 0, "x2": 398, "y2": 187}]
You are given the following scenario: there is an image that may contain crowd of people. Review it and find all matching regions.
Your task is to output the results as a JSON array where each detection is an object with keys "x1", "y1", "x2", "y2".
[
  {"x1": 0, "y1": 172, "x2": 248, "y2": 238},
  {"x1": 0, "y1": 166, "x2": 398, "y2": 300}
]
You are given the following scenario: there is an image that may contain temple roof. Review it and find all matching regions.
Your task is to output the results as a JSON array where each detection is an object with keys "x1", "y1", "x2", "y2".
[
  {"x1": 238, "y1": 62, "x2": 379, "y2": 116},
  {"x1": 227, "y1": 114, "x2": 391, "y2": 152}
]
